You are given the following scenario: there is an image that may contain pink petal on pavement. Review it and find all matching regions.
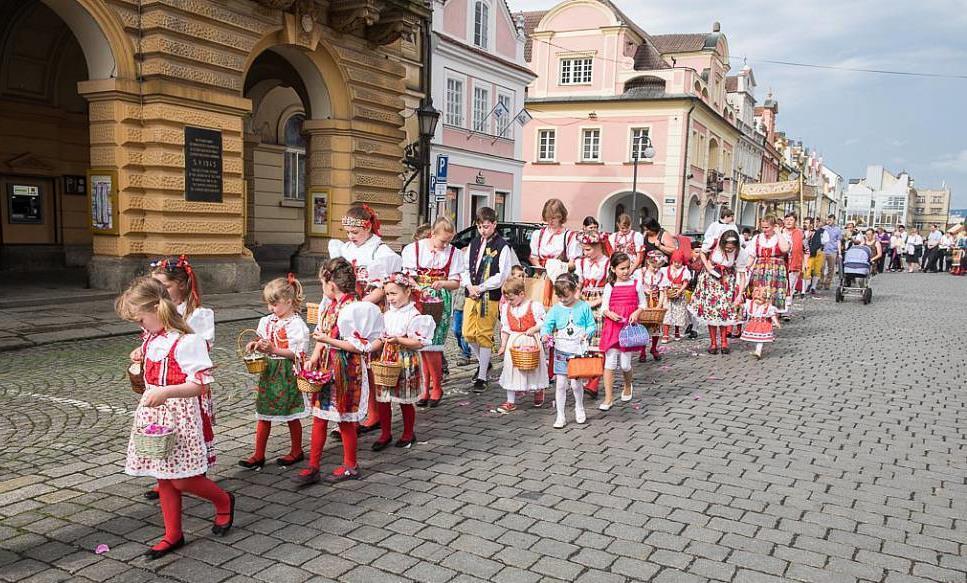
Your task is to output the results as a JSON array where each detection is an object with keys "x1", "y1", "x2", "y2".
[
  {"x1": 458, "y1": 401, "x2": 471, "y2": 406},
  {"x1": 94, "y1": 544, "x2": 110, "y2": 555},
  {"x1": 693, "y1": 393, "x2": 703, "y2": 400}
]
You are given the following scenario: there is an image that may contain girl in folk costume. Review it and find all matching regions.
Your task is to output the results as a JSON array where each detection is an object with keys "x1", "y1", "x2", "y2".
[
  {"x1": 529, "y1": 198, "x2": 583, "y2": 306},
  {"x1": 239, "y1": 275, "x2": 310, "y2": 470},
  {"x1": 742, "y1": 286, "x2": 781, "y2": 359},
  {"x1": 136, "y1": 256, "x2": 216, "y2": 502},
  {"x1": 574, "y1": 231, "x2": 609, "y2": 399},
  {"x1": 369, "y1": 274, "x2": 435, "y2": 449},
  {"x1": 745, "y1": 215, "x2": 792, "y2": 315},
  {"x1": 582, "y1": 215, "x2": 613, "y2": 255},
  {"x1": 295, "y1": 259, "x2": 384, "y2": 485},
  {"x1": 660, "y1": 249, "x2": 692, "y2": 343},
  {"x1": 495, "y1": 278, "x2": 548, "y2": 414},
  {"x1": 401, "y1": 216, "x2": 465, "y2": 407},
  {"x1": 636, "y1": 251, "x2": 669, "y2": 362},
  {"x1": 689, "y1": 231, "x2": 747, "y2": 354},
  {"x1": 609, "y1": 213, "x2": 646, "y2": 269},
  {"x1": 117, "y1": 278, "x2": 233, "y2": 560},
  {"x1": 329, "y1": 203, "x2": 402, "y2": 433},
  {"x1": 541, "y1": 274, "x2": 596, "y2": 429},
  {"x1": 597, "y1": 252, "x2": 648, "y2": 410}
]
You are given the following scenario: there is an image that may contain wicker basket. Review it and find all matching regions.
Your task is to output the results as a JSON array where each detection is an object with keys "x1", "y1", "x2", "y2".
[
  {"x1": 421, "y1": 299, "x2": 444, "y2": 325},
  {"x1": 638, "y1": 307, "x2": 667, "y2": 327},
  {"x1": 306, "y1": 302, "x2": 319, "y2": 326},
  {"x1": 128, "y1": 362, "x2": 146, "y2": 394},
  {"x1": 237, "y1": 329, "x2": 267, "y2": 374},
  {"x1": 567, "y1": 354, "x2": 604, "y2": 379},
  {"x1": 133, "y1": 407, "x2": 175, "y2": 460},
  {"x1": 371, "y1": 360, "x2": 403, "y2": 388},
  {"x1": 510, "y1": 335, "x2": 540, "y2": 372}
]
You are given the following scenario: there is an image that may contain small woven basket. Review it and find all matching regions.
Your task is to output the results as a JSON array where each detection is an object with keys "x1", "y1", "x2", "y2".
[
  {"x1": 297, "y1": 375, "x2": 321, "y2": 394},
  {"x1": 133, "y1": 407, "x2": 175, "y2": 460},
  {"x1": 237, "y1": 329, "x2": 267, "y2": 374},
  {"x1": 510, "y1": 336, "x2": 540, "y2": 372},
  {"x1": 306, "y1": 302, "x2": 319, "y2": 325},
  {"x1": 638, "y1": 307, "x2": 667, "y2": 327},
  {"x1": 128, "y1": 362, "x2": 146, "y2": 394},
  {"x1": 371, "y1": 360, "x2": 403, "y2": 388}
]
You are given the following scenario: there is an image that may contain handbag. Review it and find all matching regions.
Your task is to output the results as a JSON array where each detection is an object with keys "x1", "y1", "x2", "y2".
[
  {"x1": 618, "y1": 323, "x2": 650, "y2": 349},
  {"x1": 567, "y1": 354, "x2": 603, "y2": 379}
]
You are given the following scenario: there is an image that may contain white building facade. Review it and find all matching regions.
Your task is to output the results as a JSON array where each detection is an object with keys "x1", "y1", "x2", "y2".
[{"x1": 844, "y1": 165, "x2": 913, "y2": 229}]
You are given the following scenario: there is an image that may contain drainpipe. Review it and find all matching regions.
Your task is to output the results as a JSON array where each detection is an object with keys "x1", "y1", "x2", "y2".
[{"x1": 678, "y1": 102, "x2": 697, "y2": 233}]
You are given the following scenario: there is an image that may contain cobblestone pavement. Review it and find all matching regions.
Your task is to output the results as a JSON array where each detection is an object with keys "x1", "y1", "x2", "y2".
[{"x1": 1, "y1": 273, "x2": 965, "y2": 583}]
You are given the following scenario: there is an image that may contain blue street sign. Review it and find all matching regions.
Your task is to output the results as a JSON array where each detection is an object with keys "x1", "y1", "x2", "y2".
[{"x1": 436, "y1": 155, "x2": 449, "y2": 182}]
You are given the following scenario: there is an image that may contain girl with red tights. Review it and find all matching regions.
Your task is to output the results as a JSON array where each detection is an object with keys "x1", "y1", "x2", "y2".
[
  {"x1": 294, "y1": 258, "x2": 385, "y2": 485},
  {"x1": 239, "y1": 276, "x2": 310, "y2": 470},
  {"x1": 118, "y1": 277, "x2": 234, "y2": 560},
  {"x1": 370, "y1": 274, "x2": 435, "y2": 449}
]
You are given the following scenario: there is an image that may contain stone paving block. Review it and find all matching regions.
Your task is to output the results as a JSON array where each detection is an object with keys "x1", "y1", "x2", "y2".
[
  {"x1": 159, "y1": 556, "x2": 235, "y2": 583},
  {"x1": 252, "y1": 563, "x2": 311, "y2": 583},
  {"x1": 402, "y1": 561, "x2": 457, "y2": 583},
  {"x1": 611, "y1": 556, "x2": 661, "y2": 580}
]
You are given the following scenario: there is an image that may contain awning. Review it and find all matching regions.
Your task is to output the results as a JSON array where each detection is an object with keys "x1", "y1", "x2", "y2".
[{"x1": 739, "y1": 180, "x2": 819, "y2": 202}]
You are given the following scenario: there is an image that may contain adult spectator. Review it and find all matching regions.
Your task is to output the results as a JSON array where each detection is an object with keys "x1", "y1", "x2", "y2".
[
  {"x1": 906, "y1": 228, "x2": 924, "y2": 273},
  {"x1": 875, "y1": 227, "x2": 891, "y2": 274},
  {"x1": 641, "y1": 217, "x2": 678, "y2": 259},
  {"x1": 924, "y1": 224, "x2": 943, "y2": 272},
  {"x1": 701, "y1": 207, "x2": 739, "y2": 252},
  {"x1": 820, "y1": 215, "x2": 842, "y2": 290},
  {"x1": 740, "y1": 227, "x2": 753, "y2": 248},
  {"x1": 781, "y1": 213, "x2": 805, "y2": 299},
  {"x1": 863, "y1": 228, "x2": 882, "y2": 275},
  {"x1": 803, "y1": 217, "x2": 827, "y2": 294},
  {"x1": 889, "y1": 226, "x2": 907, "y2": 272},
  {"x1": 939, "y1": 230, "x2": 954, "y2": 272}
]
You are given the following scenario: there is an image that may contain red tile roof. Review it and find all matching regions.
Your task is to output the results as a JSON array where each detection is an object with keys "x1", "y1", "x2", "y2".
[
  {"x1": 651, "y1": 33, "x2": 711, "y2": 54},
  {"x1": 520, "y1": 10, "x2": 548, "y2": 62},
  {"x1": 725, "y1": 75, "x2": 738, "y2": 92}
]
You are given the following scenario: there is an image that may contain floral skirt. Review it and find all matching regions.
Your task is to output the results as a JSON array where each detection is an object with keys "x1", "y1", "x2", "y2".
[
  {"x1": 748, "y1": 257, "x2": 788, "y2": 313},
  {"x1": 742, "y1": 317, "x2": 775, "y2": 343},
  {"x1": 125, "y1": 398, "x2": 209, "y2": 480},
  {"x1": 663, "y1": 297, "x2": 690, "y2": 327},
  {"x1": 256, "y1": 358, "x2": 309, "y2": 422},
  {"x1": 421, "y1": 287, "x2": 452, "y2": 349},
  {"x1": 376, "y1": 347, "x2": 422, "y2": 404},
  {"x1": 688, "y1": 269, "x2": 740, "y2": 326}
]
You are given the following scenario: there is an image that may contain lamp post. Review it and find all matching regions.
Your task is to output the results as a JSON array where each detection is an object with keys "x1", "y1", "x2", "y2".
[
  {"x1": 631, "y1": 134, "x2": 656, "y2": 230},
  {"x1": 417, "y1": 100, "x2": 440, "y2": 222}
]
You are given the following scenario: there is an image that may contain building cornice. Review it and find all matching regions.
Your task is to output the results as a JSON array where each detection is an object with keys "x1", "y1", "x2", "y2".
[{"x1": 435, "y1": 34, "x2": 537, "y2": 82}]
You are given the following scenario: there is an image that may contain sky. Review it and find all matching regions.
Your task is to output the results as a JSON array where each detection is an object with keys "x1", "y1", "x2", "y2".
[{"x1": 512, "y1": 0, "x2": 967, "y2": 207}]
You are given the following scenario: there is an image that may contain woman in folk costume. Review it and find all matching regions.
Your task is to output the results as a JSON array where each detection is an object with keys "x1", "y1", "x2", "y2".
[
  {"x1": 529, "y1": 198, "x2": 583, "y2": 306},
  {"x1": 745, "y1": 215, "x2": 792, "y2": 315},
  {"x1": 609, "y1": 213, "x2": 646, "y2": 269},
  {"x1": 573, "y1": 230, "x2": 609, "y2": 399},
  {"x1": 295, "y1": 258, "x2": 384, "y2": 485},
  {"x1": 689, "y1": 231, "x2": 747, "y2": 354},
  {"x1": 401, "y1": 216, "x2": 465, "y2": 407},
  {"x1": 328, "y1": 204, "x2": 401, "y2": 434},
  {"x1": 581, "y1": 216, "x2": 613, "y2": 255},
  {"x1": 117, "y1": 278, "x2": 234, "y2": 560},
  {"x1": 369, "y1": 274, "x2": 435, "y2": 449}
]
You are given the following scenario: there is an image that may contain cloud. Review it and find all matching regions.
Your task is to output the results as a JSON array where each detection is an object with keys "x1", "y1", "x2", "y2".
[{"x1": 932, "y1": 150, "x2": 967, "y2": 173}]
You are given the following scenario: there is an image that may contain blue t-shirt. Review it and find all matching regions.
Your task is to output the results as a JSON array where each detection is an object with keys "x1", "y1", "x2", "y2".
[
  {"x1": 823, "y1": 225, "x2": 842, "y2": 255},
  {"x1": 542, "y1": 300, "x2": 596, "y2": 351}
]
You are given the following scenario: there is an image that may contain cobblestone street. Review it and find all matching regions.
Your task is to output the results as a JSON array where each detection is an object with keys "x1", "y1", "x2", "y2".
[{"x1": 1, "y1": 273, "x2": 965, "y2": 583}]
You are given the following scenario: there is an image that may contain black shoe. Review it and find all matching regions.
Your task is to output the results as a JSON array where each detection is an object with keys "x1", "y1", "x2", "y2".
[
  {"x1": 687, "y1": 330, "x2": 699, "y2": 340},
  {"x1": 371, "y1": 438, "x2": 392, "y2": 452},
  {"x1": 442, "y1": 361, "x2": 450, "y2": 375},
  {"x1": 144, "y1": 536, "x2": 185, "y2": 560},
  {"x1": 291, "y1": 468, "x2": 320, "y2": 486},
  {"x1": 211, "y1": 493, "x2": 235, "y2": 536},
  {"x1": 416, "y1": 398, "x2": 429, "y2": 407},
  {"x1": 144, "y1": 489, "x2": 160, "y2": 501},
  {"x1": 330, "y1": 429, "x2": 342, "y2": 442},
  {"x1": 395, "y1": 436, "x2": 416, "y2": 449},
  {"x1": 473, "y1": 379, "x2": 487, "y2": 393},
  {"x1": 358, "y1": 422, "x2": 380, "y2": 435},
  {"x1": 720, "y1": 346, "x2": 731, "y2": 355},
  {"x1": 428, "y1": 398, "x2": 441, "y2": 408},
  {"x1": 237, "y1": 457, "x2": 265, "y2": 470},
  {"x1": 326, "y1": 466, "x2": 361, "y2": 483},
  {"x1": 276, "y1": 452, "x2": 305, "y2": 467},
  {"x1": 707, "y1": 347, "x2": 720, "y2": 355},
  {"x1": 584, "y1": 388, "x2": 598, "y2": 399}
]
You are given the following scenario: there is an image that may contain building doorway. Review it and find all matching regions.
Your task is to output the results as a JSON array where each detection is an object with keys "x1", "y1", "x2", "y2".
[{"x1": 599, "y1": 191, "x2": 659, "y2": 232}]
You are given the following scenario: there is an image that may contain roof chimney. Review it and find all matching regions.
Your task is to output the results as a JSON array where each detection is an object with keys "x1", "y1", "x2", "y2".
[{"x1": 712, "y1": 22, "x2": 721, "y2": 33}]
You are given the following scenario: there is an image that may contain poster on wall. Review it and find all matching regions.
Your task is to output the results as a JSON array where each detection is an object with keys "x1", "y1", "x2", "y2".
[
  {"x1": 307, "y1": 189, "x2": 329, "y2": 237},
  {"x1": 87, "y1": 169, "x2": 118, "y2": 234}
]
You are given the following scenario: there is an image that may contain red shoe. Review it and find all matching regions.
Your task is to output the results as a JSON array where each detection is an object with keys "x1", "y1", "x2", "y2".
[
  {"x1": 533, "y1": 390, "x2": 545, "y2": 408},
  {"x1": 650, "y1": 349, "x2": 662, "y2": 361},
  {"x1": 326, "y1": 466, "x2": 361, "y2": 483},
  {"x1": 496, "y1": 402, "x2": 517, "y2": 414}
]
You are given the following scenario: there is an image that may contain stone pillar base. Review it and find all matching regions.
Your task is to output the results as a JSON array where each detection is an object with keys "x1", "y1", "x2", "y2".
[
  {"x1": 291, "y1": 250, "x2": 328, "y2": 278},
  {"x1": 88, "y1": 256, "x2": 261, "y2": 293}
]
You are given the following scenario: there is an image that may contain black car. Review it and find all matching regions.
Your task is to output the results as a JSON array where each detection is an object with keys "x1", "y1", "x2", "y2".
[{"x1": 452, "y1": 222, "x2": 541, "y2": 266}]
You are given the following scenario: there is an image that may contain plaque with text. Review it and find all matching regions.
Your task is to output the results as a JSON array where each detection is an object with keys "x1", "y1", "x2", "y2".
[{"x1": 185, "y1": 126, "x2": 223, "y2": 203}]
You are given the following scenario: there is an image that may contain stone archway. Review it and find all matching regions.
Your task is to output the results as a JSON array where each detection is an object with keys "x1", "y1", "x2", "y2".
[
  {"x1": 598, "y1": 190, "x2": 659, "y2": 233},
  {"x1": 685, "y1": 195, "x2": 702, "y2": 232}
]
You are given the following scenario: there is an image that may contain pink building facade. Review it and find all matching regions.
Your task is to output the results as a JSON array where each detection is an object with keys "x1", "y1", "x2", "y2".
[
  {"x1": 520, "y1": 0, "x2": 743, "y2": 234},
  {"x1": 430, "y1": 0, "x2": 536, "y2": 229}
]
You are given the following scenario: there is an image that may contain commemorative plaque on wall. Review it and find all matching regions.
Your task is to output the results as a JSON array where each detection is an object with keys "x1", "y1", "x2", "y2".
[{"x1": 185, "y1": 126, "x2": 223, "y2": 203}]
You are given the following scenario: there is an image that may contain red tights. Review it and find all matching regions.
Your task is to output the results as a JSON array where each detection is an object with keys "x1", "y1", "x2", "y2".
[
  {"x1": 308, "y1": 417, "x2": 358, "y2": 472},
  {"x1": 361, "y1": 372, "x2": 379, "y2": 428},
  {"x1": 251, "y1": 419, "x2": 302, "y2": 461},
  {"x1": 420, "y1": 352, "x2": 443, "y2": 400},
  {"x1": 707, "y1": 326, "x2": 729, "y2": 349},
  {"x1": 155, "y1": 476, "x2": 229, "y2": 548},
  {"x1": 377, "y1": 402, "x2": 416, "y2": 443}
]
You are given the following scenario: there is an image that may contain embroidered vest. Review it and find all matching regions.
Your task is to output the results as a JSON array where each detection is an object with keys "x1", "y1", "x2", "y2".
[{"x1": 468, "y1": 234, "x2": 508, "y2": 302}]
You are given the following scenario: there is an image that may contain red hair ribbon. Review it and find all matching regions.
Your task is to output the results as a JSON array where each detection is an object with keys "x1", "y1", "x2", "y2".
[
  {"x1": 287, "y1": 272, "x2": 298, "y2": 287},
  {"x1": 176, "y1": 255, "x2": 202, "y2": 306},
  {"x1": 360, "y1": 203, "x2": 382, "y2": 237}
]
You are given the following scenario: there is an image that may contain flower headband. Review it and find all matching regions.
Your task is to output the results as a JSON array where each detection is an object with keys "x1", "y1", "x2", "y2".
[
  {"x1": 341, "y1": 204, "x2": 382, "y2": 236},
  {"x1": 383, "y1": 272, "x2": 418, "y2": 289},
  {"x1": 646, "y1": 250, "x2": 667, "y2": 266},
  {"x1": 578, "y1": 231, "x2": 606, "y2": 246},
  {"x1": 150, "y1": 255, "x2": 201, "y2": 305}
]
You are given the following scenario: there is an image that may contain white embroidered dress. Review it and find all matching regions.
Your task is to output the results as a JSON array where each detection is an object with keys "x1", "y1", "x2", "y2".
[
  {"x1": 329, "y1": 235, "x2": 402, "y2": 296},
  {"x1": 378, "y1": 303, "x2": 435, "y2": 404},
  {"x1": 498, "y1": 301, "x2": 549, "y2": 393}
]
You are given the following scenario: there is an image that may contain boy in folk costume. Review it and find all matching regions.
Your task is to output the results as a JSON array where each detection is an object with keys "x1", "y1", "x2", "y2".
[
  {"x1": 462, "y1": 207, "x2": 517, "y2": 393},
  {"x1": 401, "y1": 216, "x2": 465, "y2": 407},
  {"x1": 328, "y1": 204, "x2": 401, "y2": 435}
]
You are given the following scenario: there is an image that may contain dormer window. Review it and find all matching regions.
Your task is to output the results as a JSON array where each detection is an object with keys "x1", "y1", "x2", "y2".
[
  {"x1": 473, "y1": 1, "x2": 489, "y2": 50},
  {"x1": 560, "y1": 57, "x2": 593, "y2": 85}
]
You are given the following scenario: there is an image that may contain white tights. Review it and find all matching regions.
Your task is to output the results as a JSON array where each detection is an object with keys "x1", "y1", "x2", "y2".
[{"x1": 554, "y1": 375, "x2": 585, "y2": 420}]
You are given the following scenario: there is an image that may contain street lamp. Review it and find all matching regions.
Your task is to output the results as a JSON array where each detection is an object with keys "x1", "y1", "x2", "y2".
[
  {"x1": 403, "y1": 99, "x2": 440, "y2": 222},
  {"x1": 631, "y1": 134, "x2": 656, "y2": 230}
]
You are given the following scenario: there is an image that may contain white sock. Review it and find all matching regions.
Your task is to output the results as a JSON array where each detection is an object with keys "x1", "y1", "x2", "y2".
[
  {"x1": 469, "y1": 343, "x2": 480, "y2": 359},
  {"x1": 506, "y1": 390, "x2": 516, "y2": 404},
  {"x1": 571, "y1": 380, "x2": 585, "y2": 415},
  {"x1": 478, "y1": 348, "x2": 491, "y2": 381},
  {"x1": 555, "y1": 376, "x2": 568, "y2": 419}
]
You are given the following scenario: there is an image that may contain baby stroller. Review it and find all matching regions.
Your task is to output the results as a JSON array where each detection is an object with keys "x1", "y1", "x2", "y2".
[{"x1": 836, "y1": 244, "x2": 873, "y2": 304}]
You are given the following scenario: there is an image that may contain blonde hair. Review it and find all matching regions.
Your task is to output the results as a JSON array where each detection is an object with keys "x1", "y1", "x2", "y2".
[
  {"x1": 264, "y1": 276, "x2": 305, "y2": 311},
  {"x1": 413, "y1": 223, "x2": 431, "y2": 241},
  {"x1": 432, "y1": 216, "x2": 455, "y2": 235},
  {"x1": 115, "y1": 276, "x2": 193, "y2": 335},
  {"x1": 760, "y1": 215, "x2": 777, "y2": 227},
  {"x1": 501, "y1": 277, "x2": 526, "y2": 296},
  {"x1": 616, "y1": 213, "x2": 632, "y2": 228},
  {"x1": 542, "y1": 198, "x2": 568, "y2": 223}
]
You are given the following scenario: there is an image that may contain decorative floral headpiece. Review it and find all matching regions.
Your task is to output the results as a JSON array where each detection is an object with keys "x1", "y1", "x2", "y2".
[
  {"x1": 341, "y1": 204, "x2": 382, "y2": 236},
  {"x1": 150, "y1": 254, "x2": 201, "y2": 305},
  {"x1": 646, "y1": 250, "x2": 667, "y2": 266},
  {"x1": 578, "y1": 231, "x2": 606, "y2": 246},
  {"x1": 383, "y1": 272, "x2": 417, "y2": 289}
]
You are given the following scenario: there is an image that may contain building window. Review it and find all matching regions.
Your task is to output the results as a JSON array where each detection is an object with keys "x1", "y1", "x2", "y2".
[
  {"x1": 630, "y1": 127, "x2": 650, "y2": 160},
  {"x1": 581, "y1": 128, "x2": 601, "y2": 161},
  {"x1": 495, "y1": 191, "x2": 509, "y2": 222},
  {"x1": 496, "y1": 93, "x2": 513, "y2": 138},
  {"x1": 473, "y1": 1, "x2": 489, "y2": 50},
  {"x1": 559, "y1": 57, "x2": 593, "y2": 85},
  {"x1": 473, "y1": 85, "x2": 490, "y2": 133},
  {"x1": 283, "y1": 113, "x2": 306, "y2": 201},
  {"x1": 537, "y1": 129, "x2": 556, "y2": 161},
  {"x1": 445, "y1": 77, "x2": 464, "y2": 127}
]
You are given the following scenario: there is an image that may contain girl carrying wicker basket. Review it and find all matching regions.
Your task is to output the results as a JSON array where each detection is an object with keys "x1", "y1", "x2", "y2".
[
  {"x1": 368, "y1": 273, "x2": 435, "y2": 450},
  {"x1": 597, "y1": 252, "x2": 649, "y2": 410},
  {"x1": 294, "y1": 258, "x2": 384, "y2": 485},
  {"x1": 636, "y1": 251, "x2": 669, "y2": 362},
  {"x1": 117, "y1": 277, "x2": 234, "y2": 560},
  {"x1": 495, "y1": 277, "x2": 548, "y2": 414},
  {"x1": 239, "y1": 275, "x2": 310, "y2": 470}
]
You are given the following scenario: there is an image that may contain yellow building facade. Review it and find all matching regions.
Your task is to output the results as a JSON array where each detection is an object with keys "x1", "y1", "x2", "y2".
[{"x1": 0, "y1": 0, "x2": 427, "y2": 290}]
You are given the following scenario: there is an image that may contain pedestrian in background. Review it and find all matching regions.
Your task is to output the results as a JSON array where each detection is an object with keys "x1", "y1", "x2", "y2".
[
  {"x1": 820, "y1": 215, "x2": 842, "y2": 289},
  {"x1": 906, "y1": 228, "x2": 924, "y2": 272},
  {"x1": 889, "y1": 226, "x2": 907, "y2": 272},
  {"x1": 875, "y1": 227, "x2": 890, "y2": 274}
]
